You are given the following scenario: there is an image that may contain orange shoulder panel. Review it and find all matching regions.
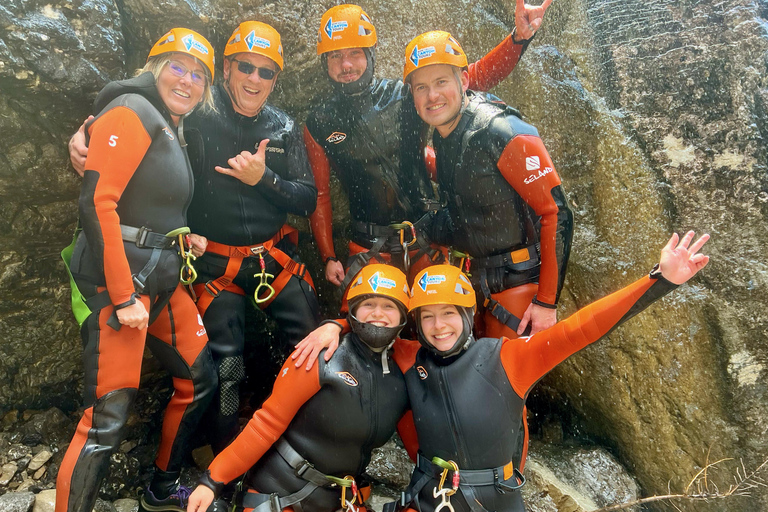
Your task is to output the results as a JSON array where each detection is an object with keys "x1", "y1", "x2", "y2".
[
  {"x1": 304, "y1": 126, "x2": 336, "y2": 261},
  {"x1": 467, "y1": 34, "x2": 524, "y2": 92},
  {"x1": 208, "y1": 356, "x2": 322, "y2": 484},
  {"x1": 500, "y1": 275, "x2": 656, "y2": 398},
  {"x1": 86, "y1": 106, "x2": 152, "y2": 305},
  {"x1": 497, "y1": 136, "x2": 562, "y2": 304}
]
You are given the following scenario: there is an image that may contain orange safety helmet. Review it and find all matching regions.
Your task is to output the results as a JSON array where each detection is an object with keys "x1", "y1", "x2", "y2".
[
  {"x1": 316, "y1": 4, "x2": 377, "y2": 55},
  {"x1": 347, "y1": 264, "x2": 410, "y2": 312},
  {"x1": 224, "y1": 21, "x2": 284, "y2": 71},
  {"x1": 409, "y1": 264, "x2": 476, "y2": 312},
  {"x1": 148, "y1": 28, "x2": 215, "y2": 81},
  {"x1": 403, "y1": 30, "x2": 468, "y2": 82}
]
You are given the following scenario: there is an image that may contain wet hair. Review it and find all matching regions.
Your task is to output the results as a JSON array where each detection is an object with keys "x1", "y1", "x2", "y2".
[{"x1": 138, "y1": 54, "x2": 215, "y2": 111}]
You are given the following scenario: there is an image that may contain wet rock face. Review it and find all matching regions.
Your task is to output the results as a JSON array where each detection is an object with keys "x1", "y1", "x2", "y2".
[{"x1": 1, "y1": 0, "x2": 767, "y2": 510}]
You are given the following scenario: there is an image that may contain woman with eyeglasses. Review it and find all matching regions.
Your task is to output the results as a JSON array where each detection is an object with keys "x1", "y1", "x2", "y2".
[{"x1": 57, "y1": 28, "x2": 218, "y2": 512}]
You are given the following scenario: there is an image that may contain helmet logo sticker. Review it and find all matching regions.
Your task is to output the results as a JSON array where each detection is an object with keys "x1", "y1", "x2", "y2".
[
  {"x1": 182, "y1": 34, "x2": 210, "y2": 55},
  {"x1": 368, "y1": 271, "x2": 396, "y2": 292},
  {"x1": 245, "y1": 30, "x2": 271, "y2": 50},
  {"x1": 326, "y1": 132, "x2": 347, "y2": 144},
  {"x1": 525, "y1": 156, "x2": 540, "y2": 171},
  {"x1": 409, "y1": 45, "x2": 436, "y2": 67},
  {"x1": 417, "y1": 366, "x2": 428, "y2": 380},
  {"x1": 324, "y1": 17, "x2": 349, "y2": 39},
  {"x1": 417, "y1": 271, "x2": 446, "y2": 292},
  {"x1": 336, "y1": 371, "x2": 359, "y2": 387}
]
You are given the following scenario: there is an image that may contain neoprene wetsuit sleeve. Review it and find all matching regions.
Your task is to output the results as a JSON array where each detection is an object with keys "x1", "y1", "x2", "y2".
[
  {"x1": 496, "y1": 135, "x2": 565, "y2": 306},
  {"x1": 501, "y1": 274, "x2": 678, "y2": 399},
  {"x1": 467, "y1": 34, "x2": 528, "y2": 91},
  {"x1": 207, "y1": 356, "x2": 322, "y2": 485},
  {"x1": 80, "y1": 106, "x2": 152, "y2": 306},
  {"x1": 256, "y1": 123, "x2": 317, "y2": 216},
  {"x1": 304, "y1": 126, "x2": 337, "y2": 262}
]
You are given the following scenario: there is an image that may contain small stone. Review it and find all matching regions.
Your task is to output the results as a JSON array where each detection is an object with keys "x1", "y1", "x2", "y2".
[
  {"x1": 33, "y1": 465, "x2": 46, "y2": 479},
  {"x1": 113, "y1": 498, "x2": 139, "y2": 512},
  {"x1": 16, "y1": 478, "x2": 35, "y2": 492},
  {"x1": 0, "y1": 462, "x2": 18, "y2": 485},
  {"x1": 0, "y1": 491, "x2": 35, "y2": 512},
  {"x1": 17, "y1": 456, "x2": 31, "y2": 472},
  {"x1": 28, "y1": 450, "x2": 52, "y2": 471},
  {"x1": 94, "y1": 498, "x2": 117, "y2": 512},
  {"x1": 8, "y1": 444, "x2": 31, "y2": 461},
  {"x1": 32, "y1": 489, "x2": 56, "y2": 512}
]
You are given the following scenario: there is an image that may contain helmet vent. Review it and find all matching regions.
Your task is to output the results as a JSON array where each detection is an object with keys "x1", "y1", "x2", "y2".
[
  {"x1": 158, "y1": 35, "x2": 174, "y2": 46},
  {"x1": 445, "y1": 44, "x2": 461, "y2": 56},
  {"x1": 359, "y1": 26, "x2": 372, "y2": 36},
  {"x1": 455, "y1": 283, "x2": 470, "y2": 295},
  {"x1": 360, "y1": 13, "x2": 372, "y2": 23}
]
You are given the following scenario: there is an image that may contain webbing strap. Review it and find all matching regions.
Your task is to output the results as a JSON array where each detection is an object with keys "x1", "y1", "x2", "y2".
[
  {"x1": 478, "y1": 268, "x2": 524, "y2": 334},
  {"x1": 194, "y1": 225, "x2": 311, "y2": 316},
  {"x1": 237, "y1": 482, "x2": 319, "y2": 512},
  {"x1": 338, "y1": 236, "x2": 388, "y2": 292},
  {"x1": 275, "y1": 438, "x2": 333, "y2": 488}
]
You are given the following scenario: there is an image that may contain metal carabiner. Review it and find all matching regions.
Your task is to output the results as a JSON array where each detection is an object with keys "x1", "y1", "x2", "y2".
[
  {"x1": 432, "y1": 458, "x2": 460, "y2": 512},
  {"x1": 253, "y1": 253, "x2": 275, "y2": 304},
  {"x1": 177, "y1": 233, "x2": 198, "y2": 285}
]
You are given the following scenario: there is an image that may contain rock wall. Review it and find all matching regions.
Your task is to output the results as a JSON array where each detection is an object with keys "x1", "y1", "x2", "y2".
[{"x1": 1, "y1": 0, "x2": 766, "y2": 509}]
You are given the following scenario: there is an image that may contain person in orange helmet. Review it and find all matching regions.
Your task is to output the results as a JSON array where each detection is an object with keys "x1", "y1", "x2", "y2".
[
  {"x1": 402, "y1": 30, "x2": 573, "y2": 340},
  {"x1": 304, "y1": 2, "x2": 553, "y2": 294},
  {"x1": 186, "y1": 264, "x2": 420, "y2": 512},
  {"x1": 56, "y1": 28, "x2": 218, "y2": 512},
  {"x1": 391, "y1": 231, "x2": 709, "y2": 512}
]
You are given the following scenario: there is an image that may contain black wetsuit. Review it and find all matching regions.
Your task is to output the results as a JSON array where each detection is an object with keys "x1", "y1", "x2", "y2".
[
  {"x1": 58, "y1": 73, "x2": 216, "y2": 512},
  {"x1": 201, "y1": 333, "x2": 415, "y2": 512},
  {"x1": 183, "y1": 84, "x2": 321, "y2": 452}
]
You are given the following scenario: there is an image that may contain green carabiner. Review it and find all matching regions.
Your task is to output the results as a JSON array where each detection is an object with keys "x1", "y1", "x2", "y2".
[
  {"x1": 180, "y1": 252, "x2": 197, "y2": 285},
  {"x1": 253, "y1": 253, "x2": 275, "y2": 304}
]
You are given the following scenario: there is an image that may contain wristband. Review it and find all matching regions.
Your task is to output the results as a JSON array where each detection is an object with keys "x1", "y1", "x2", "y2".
[
  {"x1": 198, "y1": 470, "x2": 225, "y2": 497},
  {"x1": 531, "y1": 294, "x2": 557, "y2": 310},
  {"x1": 649, "y1": 263, "x2": 663, "y2": 279},
  {"x1": 324, "y1": 256, "x2": 339, "y2": 265},
  {"x1": 113, "y1": 293, "x2": 140, "y2": 311}
]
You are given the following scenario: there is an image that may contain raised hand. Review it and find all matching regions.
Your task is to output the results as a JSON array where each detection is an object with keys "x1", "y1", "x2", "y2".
[
  {"x1": 215, "y1": 138, "x2": 270, "y2": 186},
  {"x1": 658, "y1": 231, "x2": 710, "y2": 285},
  {"x1": 514, "y1": 0, "x2": 553, "y2": 41}
]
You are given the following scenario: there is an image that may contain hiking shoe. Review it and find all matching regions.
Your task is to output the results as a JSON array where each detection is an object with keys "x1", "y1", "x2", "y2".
[{"x1": 139, "y1": 484, "x2": 192, "y2": 512}]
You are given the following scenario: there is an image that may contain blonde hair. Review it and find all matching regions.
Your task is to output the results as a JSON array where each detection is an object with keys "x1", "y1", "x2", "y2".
[{"x1": 138, "y1": 54, "x2": 216, "y2": 112}]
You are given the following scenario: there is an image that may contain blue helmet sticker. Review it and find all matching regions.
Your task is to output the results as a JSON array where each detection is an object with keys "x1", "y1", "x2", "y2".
[
  {"x1": 245, "y1": 30, "x2": 271, "y2": 51},
  {"x1": 368, "y1": 272, "x2": 396, "y2": 292},
  {"x1": 417, "y1": 271, "x2": 446, "y2": 292},
  {"x1": 324, "y1": 17, "x2": 349, "y2": 39},
  {"x1": 182, "y1": 34, "x2": 209, "y2": 55},
  {"x1": 409, "y1": 45, "x2": 435, "y2": 67}
]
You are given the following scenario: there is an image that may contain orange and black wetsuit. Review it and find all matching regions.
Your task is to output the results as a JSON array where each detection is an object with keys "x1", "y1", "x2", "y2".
[
  {"x1": 183, "y1": 84, "x2": 321, "y2": 452},
  {"x1": 57, "y1": 73, "x2": 216, "y2": 512},
  {"x1": 305, "y1": 34, "x2": 530, "y2": 286},
  {"x1": 197, "y1": 333, "x2": 418, "y2": 512},
  {"x1": 398, "y1": 272, "x2": 678, "y2": 512},
  {"x1": 431, "y1": 91, "x2": 574, "y2": 339}
]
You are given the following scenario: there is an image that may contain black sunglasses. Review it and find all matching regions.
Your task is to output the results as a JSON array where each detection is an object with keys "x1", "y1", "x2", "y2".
[{"x1": 231, "y1": 58, "x2": 277, "y2": 80}]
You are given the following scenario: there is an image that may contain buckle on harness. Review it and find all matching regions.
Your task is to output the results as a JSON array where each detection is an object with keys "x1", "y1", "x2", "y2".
[
  {"x1": 249, "y1": 245, "x2": 266, "y2": 255},
  {"x1": 295, "y1": 460, "x2": 314, "y2": 478},
  {"x1": 135, "y1": 226, "x2": 150, "y2": 248},
  {"x1": 204, "y1": 280, "x2": 221, "y2": 298}
]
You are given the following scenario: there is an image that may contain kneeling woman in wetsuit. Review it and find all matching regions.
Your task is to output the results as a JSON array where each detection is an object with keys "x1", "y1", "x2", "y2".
[
  {"x1": 57, "y1": 29, "x2": 218, "y2": 512},
  {"x1": 396, "y1": 232, "x2": 709, "y2": 512},
  {"x1": 187, "y1": 263, "x2": 419, "y2": 512}
]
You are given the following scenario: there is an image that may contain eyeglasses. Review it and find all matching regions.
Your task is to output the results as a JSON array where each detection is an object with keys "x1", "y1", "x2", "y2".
[
  {"x1": 167, "y1": 60, "x2": 208, "y2": 87},
  {"x1": 231, "y1": 58, "x2": 277, "y2": 80}
]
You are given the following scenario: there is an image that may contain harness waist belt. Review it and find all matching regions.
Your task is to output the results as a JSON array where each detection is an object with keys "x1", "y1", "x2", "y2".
[
  {"x1": 470, "y1": 245, "x2": 539, "y2": 270},
  {"x1": 352, "y1": 221, "x2": 400, "y2": 238},
  {"x1": 416, "y1": 453, "x2": 525, "y2": 491},
  {"x1": 120, "y1": 225, "x2": 177, "y2": 249}
]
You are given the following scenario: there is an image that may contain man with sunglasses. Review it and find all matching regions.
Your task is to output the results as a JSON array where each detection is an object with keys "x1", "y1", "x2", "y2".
[
  {"x1": 304, "y1": 1, "x2": 552, "y2": 295},
  {"x1": 69, "y1": 21, "x2": 321, "y2": 459}
]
